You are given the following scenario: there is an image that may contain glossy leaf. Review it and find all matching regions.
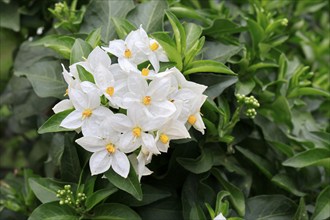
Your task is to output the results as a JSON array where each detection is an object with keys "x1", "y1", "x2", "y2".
[
  {"x1": 312, "y1": 186, "x2": 330, "y2": 220},
  {"x1": 28, "y1": 202, "x2": 79, "y2": 220},
  {"x1": 184, "y1": 60, "x2": 235, "y2": 75},
  {"x1": 112, "y1": 18, "x2": 137, "y2": 39},
  {"x1": 165, "y1": 10, "x2": 186, "y2": 55},
  {"x1": 70, "y1": 39, "x2": 93, "y2": 65},
  {"x1": 86, "y1": 28, "x2": 102, "y2": 48},
  {"x1": 85, "y1": 187, "x2": 118, "y2": 211},
  {"x1": 89, "y1": 203, "x2": 141, "y2": 220},
  {"x1": 28, "y1": 178, "x2": 63, "y2": 204},
  {"x1": 38, "y1": 109, "x2": 74, "y2": 134}
]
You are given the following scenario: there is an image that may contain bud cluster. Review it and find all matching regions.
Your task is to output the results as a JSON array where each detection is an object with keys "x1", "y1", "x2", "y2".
[
  {"x1": 56, "y1": 185, "x2": 86, "y2": 208},
  {"x1": 236, "y1": 94, "x2": 260, "y2": 119}
]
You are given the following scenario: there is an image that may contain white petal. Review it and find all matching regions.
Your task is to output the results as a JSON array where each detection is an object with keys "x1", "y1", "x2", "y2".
[
  {"x1": 193, "y1": 113, "x2": 206, "y2": 134},
  {"x1": 92, "y1": 106, "x2": 113, "y2": 118},
  {"x1": 60, "y1": 110, "x2": 82, "y2": 129},
  {"x1": 76, "y1": 136, "x2": 106, "y2": 152},
  {"x1": 112, "y1": 151, "x2": 130, "y2": 178},
  {"x1": 89, "y1": 151, "x2": 112, "y2": 175},
  {"x1": 52, "y1": 99, "x2": 73, "y2": 113},
  {"x1": 103, "y1": 40, "x2": 125, "y2": 57},
  {"x1": 148, "y1": 101, "x2": 176, "y2": 118},
  {"x1": 81, "y1": 118, "x2": 101, "y2": 136},
  {"x1": 118, "y1": 57, "x2": 137, "y2": 72},
  {"x1": 109, "y1": 113, "x2": 132, "y2": 132},
  {"x1": 141, "y1": 133, "x2": 159, "y2": 154},
  {"x1": 69, "y1": 89, "x2": 88, "y2": 110},
  {"x1": 120, "y1": 132, "x2": 140, "y2": 153},
  {"x1": 88, "y1": 46, "x2": 111, "y2": 70},
  {"x1": 148, "y1": 77, "x2": 171, "y2": 100},
  {"x1": 214, "y1": 213, "x2": 226, "y2": 220},
  {"x1": 127, "y1": 75, "x2": 148, "y2": 95},
  {"x1": 148, "y1": 53, "x2": 160, "y2": 73},
  {"x1": 165, "y1": 120, "x2": 191, "y2": 139}
]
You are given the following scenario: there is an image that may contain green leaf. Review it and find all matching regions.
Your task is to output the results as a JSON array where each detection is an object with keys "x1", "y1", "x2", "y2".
[
  {"x1": 0, "y1": 1, "x2": 19, "y2": 31},
  {"x1": 203, "y1": 19, "x2": 245, "y2": 36},
  {"x1": 169, "y1": 6, "x2": 211, "y2": 25},
  {"x1": 60, "y1": 134, "x2": 81, "y2": 183},
  {"x1": 127, "y1": 0, "x2": 167, "y2": 33},
  {"x1": 184, "y1": 23, "x2": 202, "y2": 52},
  {"x1": 247, "y1": 19, "x2": 265, "y2": 49},
  {"x1": 212, "y1": 168, "x2": 245, "y2": 216},
  {"x1": 165, "y1": 10, "x2": 186, "y2": 56},
  {"x1": 70, "y1": 39, "x2": 93, "y2": 65},
  {"x1": 282, "y1": 148, "x2": 330, "y2": 170},
  {"x1": 86, "y1": 28, "x2": 102, "y2": 48},
  {"x1": 85, "y1": 187, "x2": 118, "y2": 211},
  {"x1": 28, "y1": 178, "x2": 63, "y2": 204},
  {"x1": 28, "y1": 201, "x2": 79, "y2": 220},
  {"x1": 90, "y1": 203, "x2": 141, "y2": 220},
  {"x1": 184, "y1": 60, "x2": 235, "y2": 75},
  {"x1": 32, "y1": 35, "x2": 76, "y2": 59},
  {"x1": 80, "y1": 0, "x2": 135, "y2": 42},
  {"x1": 293, "y1": 198, "x2": 308, "y2": 220},
  {"x1": 247, "y1": 62, "x2": 278, "y2": 72},
  {"x1": 215, "y1": 191, "x2": 230, "y2": 216},
  {"x1": 245, "y1": 195, "x2": 296, "y2": 220},
  {"x1": 76, "y1": 65, "x2": 95, "y2": 83},
  {"x1": 151, "y1": 32, "x2": 183, "y2": 70},
  {"x1": 112, "y1": 18, "x2": 137, "y2": 39},
  {"x1": 105, "y1": 166, "x2": 142, "y2": 201},
  {"x1": 202, "y1": 41, "x2": 244, "y2": 63},
  {"x1": 271, "y1": 173, "x2": 306, "y2": 197},
  {"x1": 236, "y1": 78, "x2": 256, "y2": 95},
  {"x1": 38, "y1": 109, "x2": 74, "y2": 134},
  {"x1": 288, "y1": 87, "x2": 330, "y2": 98},
  {"x1": 177, "y1": 147, "x2": 214, "y2": 174},
  {"x1": 184, "y1": 36, "x2": 205, "y2": 67},
  {"x1": 312, "y1": 186, "x2": 330, "y2": 220},
  {"x1": 236, "y1": 146, "x2": 275, "y2": 179}
]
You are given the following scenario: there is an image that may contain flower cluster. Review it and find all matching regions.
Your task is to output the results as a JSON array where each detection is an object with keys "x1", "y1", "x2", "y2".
[
  {"x1": 56, "y1": 185, "x2": 86, "y2": 207},
  {"x1": 54, "y1": 26, "x2": 207, "y2": 180}
]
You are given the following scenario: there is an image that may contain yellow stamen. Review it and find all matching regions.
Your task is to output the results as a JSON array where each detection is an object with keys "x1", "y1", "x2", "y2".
[
  {"x1": 188, "y1": 115, "x2": 197, "y2": 125},
  {"x1": 160, "y1": 134, "x2": 169, "y2": 144},
  {"x1": 124, "y1": 49, "x2": 132, "y2": 58},
  {"x1": 106, "y1": 143, "x2": 116, "y2": 154},
  {"x1": 106, "y1": 86, "x2": 114, "y2": 96},
  {"x1": 64, "y1": 88, "x2": 69, "y2": 96},
  {"x1": 82, "y1": 109, "x2": 92, "y2": 120},
  {"x1": 150, "y1": 42, "x2": 159, "y2": 51},
  {"x1": 141, "y1": 64, "x2": 151, "y2": 76},
  {"x1": 142, "y1": 96, "x2": 151, "y2": 105},
  {"x1": 132, "y1": 127, "x2": 142, "y2": 137}
]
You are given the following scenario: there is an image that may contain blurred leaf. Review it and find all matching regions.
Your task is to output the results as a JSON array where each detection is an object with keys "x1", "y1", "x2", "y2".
[
  {"x1": 271, "y1": 173, "x2": 306, "y2": 197},
  {"x1": 86, "y1": 28, "x2": 102, "y2": 48},
  {"x1": 184, "y1": 60, "x2": 235, "y2": 75},
  {"x1": 184, "y1": 22, "x2": 202, "y2": 52},
  {"x1": 70, "y1": 39, "x2": 92, "y2": 65},
  {"x1": 85, "y1": 187, "x2": 118, "y2": 211},
  {"x1": 165, "y1": 10, "x2": 186, "y2": 55},
  {"x1": 28, "y1": 201, "x2": 79, "y2": 220},
  {"x1": 312, "y1": 186, "x2": 330, "y2": 220},
  {"x1": 177, "y1": 147, "x2": 214, "y2": 174},
  {"x1": 204, "y1": 19, "x2": 245, "y2": 36},
  {"x1": 105, "y1": 166, "x2": 142, "y2": 201},
  {"x1": 202, "y1": 41, "x2": 243, "y2": 63},
  {"x1": 245, "y1": 195, "x2": 296, "y2": 220},
  {"x1": 127, "y1": 0, "x2": 167, "y2": 33},
  {"x1": 293, "y1": 198, "x2": 308, "y2": 220},
  {"x1": 32, "y1": 35, "x2": 76, "y2": 59},
  {"x1": 76, "y1": 65, "x2": 95, "y2": 83},
  {"x1": 112, "y1": 18, "x2": 137, "y2": 39},
  {"x1": 38, "y1": 109, "x2": 73, "y2": 134},
  {"x1": 288, "y1": 87, "x2": 330, "y2": 98},
  {"x1": 282, "y1": 148, "x2": 330, "y2": 170},
  {"x1": 90, "y1": 203, "x2": 141, "y2": 220},
  {"x1": 28, "y1": 178, "x2": 62, "y2": 204},
  {"x1": 0, "y1": 1, "x2": 19, "y2": 31},
  {"x1": 80, "y1": 0, "x2": 135, "y2": 42},
  {"x1": 212, "y1": 168, "x2": 245, "y2": 216}
]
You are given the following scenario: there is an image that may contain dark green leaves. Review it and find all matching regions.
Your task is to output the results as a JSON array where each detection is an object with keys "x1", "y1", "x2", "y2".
[
  {"x1": 28, "y1": 178, "x2": 62, "y2": 204},
  {"x1": 105, "y1": 167, "x2": 142, "y2": 201},
  {"x1": 165, "y1": 10, "x2": 186, "y2": 56},
  {"x1": 312, "y1": 186, "x2": 330, "y2": 220},
  {"x1": 89, "y1": 203, "x2": 141, "y2": 220},
  {"x1": 28, "y1": 202, "x2": 79, "y2": 220},
  {"x1": 85, "y1": 187, "x2": 118, "y2": 211}
]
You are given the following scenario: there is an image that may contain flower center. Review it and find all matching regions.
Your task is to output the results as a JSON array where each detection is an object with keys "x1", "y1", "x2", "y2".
[
  {"x1": 82, "y1": 109, "x2": 92, "y2": 120},
  {"x1": 150, "y1": 42, "x2": 159, "y2": 51},
  {"x1": 64, "y1": 88, "x2": 69, "y2": 96},
  {"x1": 160, "y1": 134, "x2": 169, "y2": 144},
  {"x1": 132, "y1": 127, "x2": 141, "y2": 137},
  {"x1": 142, "y1": 96, "x2": 151, "y2": 105},
  {"x1": 188, "y1": 115, "x2": 197, "y2": 125},
  {"x1": 106, "y1": 143, "x2": 116, "y2": 154},
  {"x1": 141, "y1": 64, "x2": 151, "y2": 76},
  {"x1": 124, "y1": 48, "x2": 132, "y2": 58},
  {"x1": 106, "y1": 86, "x2": 114, "y2": 96}
]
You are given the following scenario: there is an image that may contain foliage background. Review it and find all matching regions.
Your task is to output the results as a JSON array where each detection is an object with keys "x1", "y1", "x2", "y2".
[{"x1": 0, "y1": 0, "x2": 329, "y2": 219}]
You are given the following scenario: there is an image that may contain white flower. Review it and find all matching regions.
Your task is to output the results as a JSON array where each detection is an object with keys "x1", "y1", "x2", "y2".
[
  {"x1": 184, "y1": 94, "x2": 207, "y2": 134},
  {"x1": 122, "y1": 75, "x2": 176, "y2": 119},
  {"x1": 75, "y1": 122, "x2": 130, "y2": 178},
  {"x1": 128, "y1": 152, "x2": 153, "y2": 181},
  {"x1": 60, "y1": 89, "x2": 113, "y2": 136},
  {"x1": 134, "y1": 26, "x2": 168, "y2": 72},
  {"x1": 77, "y1": 46, "x2": 111, "y2": 73},
  {"x1": 102, "y1": 29, "x2": 146, "y2": 72},
  {"x1": 93, "y1": 65, "x2": 128, "y2": 108},
  {"x1": 155, "y1": 118, "x2": 190, "y2": 153},
  {"x1": 214, "y1": 213, "x2": 226, "y2": 220},
  {"x1": 110, "y1": 110, "x2": 161, "y2": 154}
]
